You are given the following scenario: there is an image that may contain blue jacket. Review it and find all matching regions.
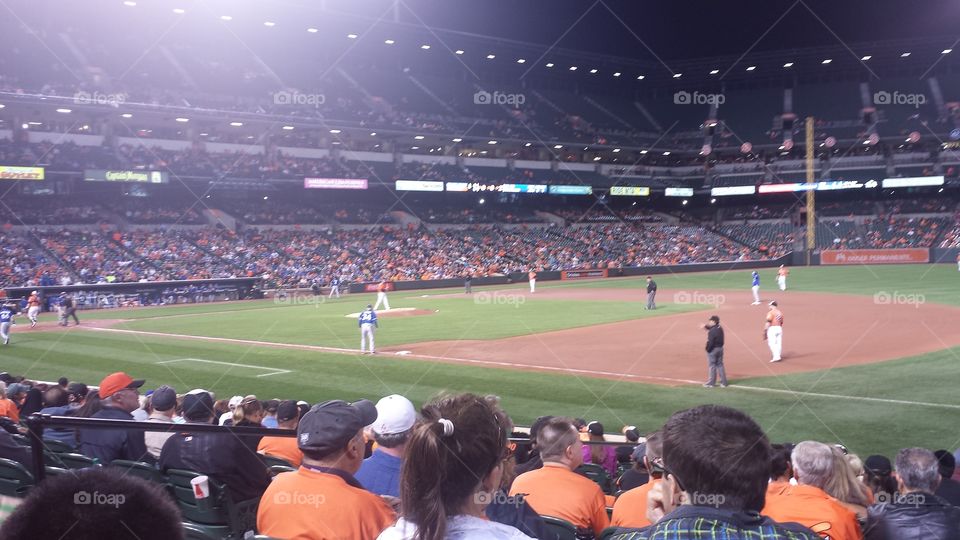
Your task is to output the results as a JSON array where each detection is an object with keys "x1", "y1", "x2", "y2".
[{"x1": 78, "y1": 406, "x2": 155, "y2": 465}]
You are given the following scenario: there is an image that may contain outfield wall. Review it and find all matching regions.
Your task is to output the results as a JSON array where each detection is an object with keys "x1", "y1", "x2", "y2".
[{"x1": 347, "y1": 256, "x2": 791, "y2": 293}]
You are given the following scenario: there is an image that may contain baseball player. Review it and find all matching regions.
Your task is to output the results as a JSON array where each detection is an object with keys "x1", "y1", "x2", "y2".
[
  {"x1": 359, "y1": 304, "x2": 378, "y2": 354},
  {"x1": 328, "y1": 276, "x2": 341, "y2": 299},
  {"x1": 528, "y1": 269, "x2": 537, "y2": 294},
  {"x1": 777, "y1": 265, "x2": 789, "y2": 291},
  {"x1": 373, "y1": 280, "x2": 391, "y2": 311},
  {"x1": 764, "y1": 300, "x2": 784, "y2": 363},
  {"x1": 26, "y1": 291, "x2": 41, "y2": 328},
  {"x1": 1, "y1": 302, "x2": 17, "y2": 345},
  {"x1": 751, "y1": 271, "x2": 761, "y2": 305}
]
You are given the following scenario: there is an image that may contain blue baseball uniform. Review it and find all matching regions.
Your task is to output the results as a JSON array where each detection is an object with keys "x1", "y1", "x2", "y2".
[
  {"x1": 328, "y1": 277, "x2": 341, "y2": 299},
  {"x1": 751, "y1": 272, "x2": 761, "y2": 305},
  {"x1": 359, "y1": 308, "x2": 378, "y2": 353},
  {"x1": 0, "y1": 305, "x2": 15, "y2": 345}
]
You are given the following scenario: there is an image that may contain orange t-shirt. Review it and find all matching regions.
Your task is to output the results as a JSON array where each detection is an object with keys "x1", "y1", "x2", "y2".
[
  {"x1": 529, "y1": 271, "x2": 537, "y2": 280},
  {"x1": 766, "y1": 308, "x2": 784, "y2": 327},
  {"x1": 257, "y1": 467, "x2": 396, "y2": 540},
  {"x1": 611, "y1": 478, "x2": 660, "y2": 528},
  {"x1": 762, "y1": 483, "x2": 860, "y2": 540},
  {"x1": 0, "y1": 398, "x2": 19, "y2": 423},
  {"x1": 509, "y1": 464, "x2": 609, "y2": 535},
  {"x1": 257, "y1": 436, "x2": 303, "y2": 467}
]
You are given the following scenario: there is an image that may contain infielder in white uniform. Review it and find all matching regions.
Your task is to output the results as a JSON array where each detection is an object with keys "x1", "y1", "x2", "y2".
[
  {"x1": 764, "y1": 300, "x2": 784, "y2": 363},
  {"x1": 359, "y1": 304, "x2": 378, "y2": 354},
  {"x1": 26, "y1": 291, "x2": 41, "y2": 328},
  {"x1": 777, "y1": 265, "x2": 789, "y2": 291},
  {"x1": 374, "y1": 280, "x2": 391, "y2": 311}
]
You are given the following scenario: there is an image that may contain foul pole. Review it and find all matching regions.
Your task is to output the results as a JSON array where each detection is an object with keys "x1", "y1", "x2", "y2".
[{"x1": 805, "y1": 117, "x2": 815, "y2": 266}]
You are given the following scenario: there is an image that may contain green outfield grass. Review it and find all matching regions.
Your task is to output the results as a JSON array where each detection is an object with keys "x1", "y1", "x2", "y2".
[{"x1": 5, "y1": 264, "x2": 960, "y2": 457}]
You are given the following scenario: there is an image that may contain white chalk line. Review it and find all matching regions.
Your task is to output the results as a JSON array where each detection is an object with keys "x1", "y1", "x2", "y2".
[
  {"x1": 157, "y1": 357, "x2": 292, "y2": 377},
  {"x1": 86, "y1": 327, "x2": 960, "y2": 410}
]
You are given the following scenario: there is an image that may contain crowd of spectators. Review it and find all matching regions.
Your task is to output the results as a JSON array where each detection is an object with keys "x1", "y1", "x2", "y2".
[
  {"x1": 823, "y1": 216, "x2": 950, "y2": 250},
  {"x1": 2, "y1": 370, "x2": 960, "y2": 539}
]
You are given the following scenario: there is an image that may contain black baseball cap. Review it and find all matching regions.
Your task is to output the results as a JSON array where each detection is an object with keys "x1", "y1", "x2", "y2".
[
  {"x1": 297, "y1": 399, "x2": 377, "y2": 455},
  {"x1": 150, "y1": 385, "x2": 177, "y2": 412},
  {"x1": 709, "y1": 315, "x2": 720, "y2": 324},
  {"x1": 66, "y1": 382, "x2": 88, "y2": 398},
  {"x1": 865, "y1": 454, "x2": 892, "y2": 476},
  {"x1": 264, "y1": 399, "x2": 280, "y2": 414},
  {"x1": 277, "y1": 400, "x2": 299, "y2": 422},
  {"x1": 182, "y1": 392, "x2": 215, "y2": 421}
]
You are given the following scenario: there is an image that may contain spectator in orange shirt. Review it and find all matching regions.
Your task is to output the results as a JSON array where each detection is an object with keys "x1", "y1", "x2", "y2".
[
  {"x1": 509, "y1": 417, "x2": 610, "y2": 535},
  {"x1": 767, "y1": 443, "x2": 795, "y2": 498},
  {"x1": 257, "y1": 400, "x2": 303, "y2": 467},
  {"x1": 611, "y1": 431, "x2": 663, "y2": 528},
  {"x1": 257, "y1": 399, "x2": 396, "y2": 540},
  {"x1": 0, "y1": 382, "x2": 21, "y2": 423},
  {"x1": 763, "y1": 441, "x2": 862, "y2": 540}
]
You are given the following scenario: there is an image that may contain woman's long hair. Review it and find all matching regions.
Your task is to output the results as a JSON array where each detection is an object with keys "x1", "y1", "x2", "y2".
[
  {"x1": 74, "y1": 391, "x2": 101, "y2": 418},
  {"x1": 232, "y1": 396, "x2": 263, "y2": 426},
  {"x1": 824, "y1": 447, "x2": 871, "y2": 507},
  {"x1": 399, "y1": 394, "x2": 511, "y2": 540}
]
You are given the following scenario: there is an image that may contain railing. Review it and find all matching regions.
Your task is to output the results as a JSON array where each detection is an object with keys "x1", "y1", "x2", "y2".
[{"x1": 22, "y1": 414, "x2": 634, "y2": 483}]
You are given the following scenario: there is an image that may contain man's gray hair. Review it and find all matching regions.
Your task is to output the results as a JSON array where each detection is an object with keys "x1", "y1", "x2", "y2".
[
  {"x1": 373, "y1": 429, "x2": 411, "y2": 449},
  {"x1": 792, "y1": 441, "x2": 835, "y2": 489},
  {"x1": 895, "y1": 447, "x2": 941, "y2": 493},
  {"x1": 0, "y1": 382, "x2": 6, "y2": 397}
]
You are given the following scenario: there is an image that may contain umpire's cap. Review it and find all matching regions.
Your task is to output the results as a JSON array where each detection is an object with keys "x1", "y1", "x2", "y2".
[
  {"x1": 769, "y1": 300, "x2": 778, "y2": 307},
  {"x1": 709, "y1": 315, "x2": 720, "y2": 324}
]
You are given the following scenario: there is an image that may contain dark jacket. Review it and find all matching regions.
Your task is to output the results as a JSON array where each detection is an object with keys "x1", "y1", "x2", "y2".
[
  {"x1": 78, "y1": 405, "x2": 155, "y2": 465},
  {"x1": 485, "y1": 490, "x2": 549, "y2": 539},
  {"x1": 646, "y1": 281, "x2": 657, "y2": 293},
  {"x1": 937, "y1": 478, "x2": 960, "y2": 507},
  {"x1": 159, "y1": 428, "x2": 271, "y2": 502},
  {"x1": 864, "y1": 492, "x2": 960, "y2": 540},
  {"x1": 706, "y1": 324, "x2": 724, "y2": 352},
  {"x1": 0, "y1": 429, "x2": 33, "y2": 471}
]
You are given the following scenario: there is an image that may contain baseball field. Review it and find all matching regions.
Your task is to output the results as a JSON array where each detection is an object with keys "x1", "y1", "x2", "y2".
[{"x1": 4, "y1": 263, "x2": 959, "y2": 457}]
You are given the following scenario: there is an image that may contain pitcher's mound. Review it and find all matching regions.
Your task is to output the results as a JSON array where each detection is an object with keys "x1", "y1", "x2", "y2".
[{"x1": 344, "y1": 307, "x2": 436, "y2": 318}]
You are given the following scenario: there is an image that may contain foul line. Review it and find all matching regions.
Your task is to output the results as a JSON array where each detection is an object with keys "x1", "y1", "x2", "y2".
[
  {"x1": 86, "y1": 327, "x2": 960, "y2": 410},
  {"x1": 156, "y1": 357, "x2": 291, "y2": 378}
]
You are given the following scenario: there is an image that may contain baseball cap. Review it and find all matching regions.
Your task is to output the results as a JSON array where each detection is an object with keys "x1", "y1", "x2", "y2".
[
  {"x1": 6, "y1": 383, "x2": 28, "y2": 397},
  {"x1": 66, "y1": 382, "x2": 88, "y2": 399},
  {"x1": 277, "y1": 400, "x2": 299, "y2": 422},
  {"x1": 297, "y1": 399, "x2": 377, "y2": 455},
  {"x1": 98, "y1": 372, "x2": 145, "y2": 399},
  {"x1": 769, "y1": 300, "x2": 778, "y2": 307},
  {"x1": 587, "y1": 421, "x2": 605, "y2": 437},
  {"x1": 864, "y1": 454, "x2": 892, "y2": 476},
  {"x1": 370, "y1": 395, "x2": 416, "y2": 436},
  {"x1": 631, "y1": 442, "x2": 647, "y2": 462},
  {"x1": 228, "y1": 395, "x2": 243, "y2": 410},
  {"x1": 150, "y1": 385, "x2": 177, "y2": 412},
  {"x1": 264, "y1": 399, "x2": 280, "y2": 414},
  {"x1": 709, "y1": 315, "x2": 720, "y2": 324},
  {"x1": 182, "y1": 391, "x2": 215, "y2": 421}
]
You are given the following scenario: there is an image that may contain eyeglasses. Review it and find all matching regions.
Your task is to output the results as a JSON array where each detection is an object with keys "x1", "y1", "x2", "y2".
[{"x1": 658, "y1": 459, "x2": 686, "y2": 492}]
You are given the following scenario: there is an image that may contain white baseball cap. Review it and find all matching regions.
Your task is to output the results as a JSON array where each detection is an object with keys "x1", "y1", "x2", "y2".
[
  {"x1": 369, "y1": 394, "x2": 417, "y2": 435},
  {"x1": 228, "y1": 395, "x2": 244, "y2": 410}
]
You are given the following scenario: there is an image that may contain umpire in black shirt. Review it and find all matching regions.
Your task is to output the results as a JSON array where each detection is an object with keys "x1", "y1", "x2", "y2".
[
  {"x1": 645, "y1": 276, "x2": 657, "y2": 310},
  {"x1": 702, "y1": 315, "x2": 728, "y2": 387}
]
